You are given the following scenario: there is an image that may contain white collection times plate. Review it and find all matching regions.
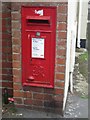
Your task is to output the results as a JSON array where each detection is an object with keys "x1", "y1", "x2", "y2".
[{"x1": 32, "y1": 38, "x2": 44, "y2": 58}]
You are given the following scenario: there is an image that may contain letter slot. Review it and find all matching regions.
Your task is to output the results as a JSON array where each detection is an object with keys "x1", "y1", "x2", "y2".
[{"x1": 26, "y1": 16, "x2": 51, "y2": 25}]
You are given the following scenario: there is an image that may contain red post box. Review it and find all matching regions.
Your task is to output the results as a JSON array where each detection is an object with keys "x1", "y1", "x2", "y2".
[{"x1": 21, "y1": 6, "x2": 56, "y2": 88}]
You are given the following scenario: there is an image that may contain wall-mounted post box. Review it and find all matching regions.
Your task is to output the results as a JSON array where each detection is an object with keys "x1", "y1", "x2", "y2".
[{"x1": 21, "y1": 6, "x2": 56, "y2": 88}]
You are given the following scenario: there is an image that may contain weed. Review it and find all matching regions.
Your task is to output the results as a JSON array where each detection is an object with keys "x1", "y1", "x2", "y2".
[
  {"x1": 79, "y1": 52, "x2": 88, "y2": 62},
  {"x1": 78, "y1": 51, "x2": 88, "y2": 81}
]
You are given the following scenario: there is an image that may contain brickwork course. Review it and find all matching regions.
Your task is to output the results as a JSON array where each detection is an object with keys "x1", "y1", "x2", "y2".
[
  {"x1": 2, "y1": 2, "x2": 68, "y2": 115},
  {"x1": 2, "y1": 3, "x2": 13, "y2": 97}
]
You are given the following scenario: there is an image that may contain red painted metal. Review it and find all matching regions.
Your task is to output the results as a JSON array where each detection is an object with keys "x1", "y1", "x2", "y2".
[{"x1": 21, "y1": 6, "x2": 56, "y2": 88}]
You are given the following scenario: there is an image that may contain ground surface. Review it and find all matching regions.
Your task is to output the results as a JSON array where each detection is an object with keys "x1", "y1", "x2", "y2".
[
  {"x1": 73, "y1": 50, "x2": 88, "y2": 98},
  {"x1": 64, "y1": 49, "x2": 88, "y2": 118},
  {"x1": 2, "y1": 49, "x2": 88, "y2": 118}
]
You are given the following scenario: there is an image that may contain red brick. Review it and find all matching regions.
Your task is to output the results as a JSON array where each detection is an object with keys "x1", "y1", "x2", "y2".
[
  {"x1": 24, "y1": 99, "x2": 32, "y2": 105},
  {"x1": 2, "y1": 69, "x2": 7, "y2": 74},
  {"x1": 0, "y1": 47, "x2": 1, "y2": 52},
  {"x1": 2, "y1": 75, "x2": 12, "y2": 81},
  {"x1": 55, "y1": 81, "x2": 65, "y2": 88},
  {"x1": 13, "y1": 61, "x2": 21, "y2": 68},
  {"x1": 14, "y1": 91, "x2": 24, "y2": 97},
  {"x1": 7, "y1": 40, "x2": 12, "y2": 46},
  {"x1": 56, "y1": 73, "x2": 65, "y2": 80},
  {"x1": 57, "y1": 14, "x2": 67, "y2": 22},
  {"x1": 12, "y1": 21, "x2": 21, "y2": 29},
  {"x1": 33, "y1": 100, "x2": 43, "y2": 106},
  {"x1": 12, "y1": 54, "x2": 21, "y2": 61},
  {"x1": 57, "y1": 49, "x2": 66, "y2": 56},
  {"x1": 13, "y1": 46, "x2": 20, "y2": 53},
  {"x1": 0, "y1": 82, "x2": 2, "y2": 87},
  {"x1": 30, "y1": 87, "x2": 43, "y2": 93},
  {"x1": 2, "y1": 47, "x2": 12, "y2": 54},
  {"x1": 13, "y1": 69, "x2": 21, "y2": 77},
  {"x1": 58, "y1": 2, "x2": 68, "y2": 5},
  {"x1": 0, "y1": 12, "x2": 2, "y2": 18},
  {"x1": 0, "y1": 52, "x2": 2, "y2": 58},
  {"x1": 12, "y1": 30, "x2": 21, "y2": 38},
  {"x1": 57, "y1": 5, "x2": 67, "y2": 14},
  {"x1": 12, "y1": 38, "x2": 21, "y2": 45},
  {"x1": 54, "y1": 95, "x2": 63, "y2": 102},
  {"x1": 13, "y1": 84, "x2": 22, "y2": 90},
  {"x1": 24, "y1": 92, "x2": 32, "y2": 98},
  {"x1": 33, "y1": 93, "x2": 44, "y2": 100},
  {"x1": 24, "y1": 105, "x2": 32, "y2": 109},
  {"x1": 2, "y1": 82, "x2": 13, "y2": 88},
  {"x1": 2, "y1": 26, "x2": 6, "y2": 32},
  {"x1": 57, "y1": 40, "x2": 66, "y2": 49},
  {"x1": 11, "y1": 12, "x2": 21, "y2": 20},
  {"x1": 0, "y1": 35, "x2": 2, "y2": 40},
  {"x1": 2, "y1": 3, "x2": 11, "y2": 11},
  {"x1": 2, "y1": 62, "x2": 12, "y2": 68},
  {"x1": 56, "y1": 58, "x2": 65, "y2": 65},
  {"x1": 2, "y1": 40, "x2": 7, "y2": 46},
  {"x1": 58, "y1": 32, "x2": 67, "y2": 39},
  {"x1": 7, "y1": 69, "x2": 12, "y2": 74},
  {"x1": 55, "y1": 89, "x2": 64, "y2": 95},
  {"x1": 2, "y1": 26, "x2": 11, "y2": 33},
  {"x1": 11, "y1": 3, "x2": 21, "y2": 11},
  {"x1": 2, "y1": 54, "x2": 6, "y2": 61},
  {"x1": 0, "y1": 69, "x2": 2, "y2": 74},
  {"x1": 57, "y1": 23, "x2": 67, "y2": 31},
  {"x1": 55, "y1": 65, "x2": 65, "y2": 73},
  {"x1": 2, "y1": 13, "x2": 11, "y2": 18},
  {"x1": 7, "y1": 55, "x2": 12, "y2": 62},
  {"x1": 8, "y1": 89, "x2": 13, "y2": 96},
  {"x1": 2, "y1": 69, "x2": 12, "y2": 75},
  {"x1": 2, "y1": 19, "x2": 11, "y2": 27},
  {"x1": 43, "y1": 94, "x2": 53, "y2": 101},
  {"x1": 2, "y1": 33, "x2": 11, "y2": 39},
  {"x1": 44, "y1": 88, "x2": 54, "y2": 94},
  {"x1": 14, "y1": 98, "x2": 23, "y2": 104},
  {"x1": 13, "y1": 76, "x2": 21, "y2": 83}
]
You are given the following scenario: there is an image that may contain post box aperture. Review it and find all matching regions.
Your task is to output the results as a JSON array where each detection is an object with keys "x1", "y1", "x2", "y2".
[
  {"x1": 21, "y1": 6, "x2": 56, "y2": 88},
  {"x1": 26, "y1": 16, "x2": 50, "y2": 25}
]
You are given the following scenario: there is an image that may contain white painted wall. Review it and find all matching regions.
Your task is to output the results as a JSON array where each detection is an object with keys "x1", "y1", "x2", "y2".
[
  {"x1": 63, "y1": 0, "x2": 88, "y2": 111},
  {"x1": 77, "y1": 0, "x2": 88, "y2": 47},
  {"x1": 80, "y1": 1, "x2": 88, "y2": 39},
  {"x1": 63, "y1": 0, "x2": 78, "y2": 110}
]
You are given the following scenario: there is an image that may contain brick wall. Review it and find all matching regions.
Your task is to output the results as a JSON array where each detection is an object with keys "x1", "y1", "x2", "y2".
[
  {"x1": 11, "y1": 2, "x2": 67, "y2": 115},
  {"x1": 2, "y1": 3, "x2": 13, "y2": 97},
  {"x1": 0, "y1": 1, "x2": 2, "y2": 109}
]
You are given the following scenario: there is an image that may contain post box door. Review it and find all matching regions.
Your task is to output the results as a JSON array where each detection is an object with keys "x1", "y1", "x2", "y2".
[
  {"x1": 22, "y1": 6, "x2": 56, "y2": 88},
  {"x1": 27, "y1": 32, "x2": 51, "y2": 84},
  {"x1": 22, "y1": 32, "x2": 55, "y2": 88}
]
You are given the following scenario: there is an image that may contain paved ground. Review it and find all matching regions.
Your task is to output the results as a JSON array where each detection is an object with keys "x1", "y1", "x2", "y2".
[
  {"x1": 64, "y1": 93, "x2": 88, "y2": 118},
  {"x1": 2, "y1": 104, "x2": 62, "y2": 118},
  {"x1": 2, "y1": 92, "x2": 88, "y2": 118}
]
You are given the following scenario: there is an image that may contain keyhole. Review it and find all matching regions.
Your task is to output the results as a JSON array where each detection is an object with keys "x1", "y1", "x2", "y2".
[
  {"x1": 28, "y1": 34, "x2": 30, "y2": 39},
  {"x1": 30, "y1": 58, "x2": 32, "y2": 63}
]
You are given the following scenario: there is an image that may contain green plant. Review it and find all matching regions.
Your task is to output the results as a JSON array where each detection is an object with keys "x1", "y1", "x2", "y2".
[
  {"x1": 78, "y1": 51, "x2": 88, "y2": 81},
  {"x1": 79, "y1": 52, "x2": 88, "y2": 62}
]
